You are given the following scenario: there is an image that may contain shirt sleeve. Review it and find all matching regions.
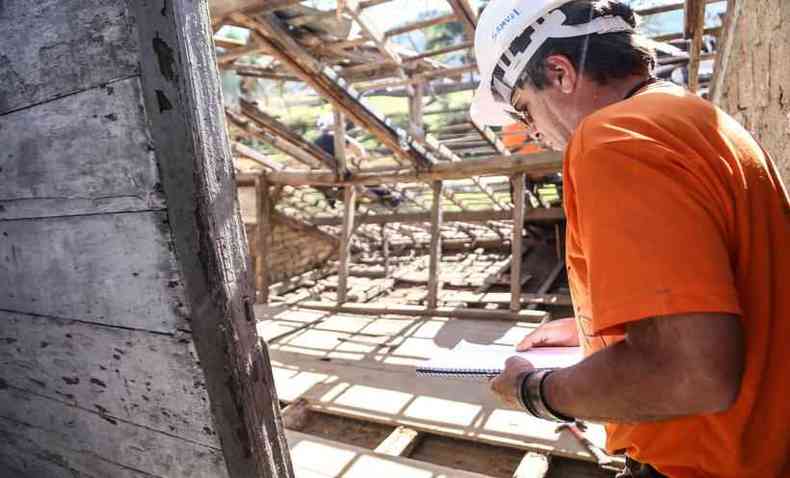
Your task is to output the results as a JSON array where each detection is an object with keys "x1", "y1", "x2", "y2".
[{"x1": 570, "y1": 140, "x2": 742, "y2": 335}]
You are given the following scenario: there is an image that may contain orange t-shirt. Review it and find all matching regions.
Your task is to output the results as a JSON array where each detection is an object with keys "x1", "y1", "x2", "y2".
[
  {"x1": 502, "y1": 123, "x2": 544, "y2": 154},
  {"x1": 563, "y1": 82, "x2": 790, "y2": 478}
]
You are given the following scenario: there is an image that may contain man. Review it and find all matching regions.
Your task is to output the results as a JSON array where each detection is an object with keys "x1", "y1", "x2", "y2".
[{"x1": 470, "y1": 1, "x2": 789, "y2": 477}]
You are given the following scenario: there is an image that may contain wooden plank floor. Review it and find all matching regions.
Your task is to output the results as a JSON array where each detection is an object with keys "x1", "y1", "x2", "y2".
[
  {"x1": 257, "y1": 305, "x2": 615, "y2": 464},
  {"x1": 287, "y1": 430, "x2": 496, "y2": 477}
]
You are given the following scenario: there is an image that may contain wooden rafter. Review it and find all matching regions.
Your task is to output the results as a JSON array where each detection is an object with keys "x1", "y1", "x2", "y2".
[
  {"x1": 446, "y1": 0, "x2": 478, "y2": 40},
  {"x1": 246, "y1": 152, "x2": 562, "y2": 187},
  {"x1": 238, "y1": 99, "x2": 337, "y2": 169},
  {"x1": 229, "y1": 12, "x2": 436, "y2": 169}
]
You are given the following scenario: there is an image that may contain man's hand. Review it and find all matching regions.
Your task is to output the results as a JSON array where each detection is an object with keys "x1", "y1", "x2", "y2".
[
  {"x1": 490, "y1": 357, "x2": 535, "y2": 409},
  {"x1": 517, "y1": 317, "x2": 580, "y2": 351}
]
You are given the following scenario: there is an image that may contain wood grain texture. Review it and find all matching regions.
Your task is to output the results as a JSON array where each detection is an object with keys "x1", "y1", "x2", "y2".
[
  {"x1": 0, "y1": 0, "x2": 140, "y2": 115},
  {"x1": 716, "y1": 0, "x2": 790, "y2": 187},
  {"x1": 0, "y1": 212, "x2": 189, "y2": 333},
  {"x1": 133, "y1": 0, "x2": 294, "y2": 475},
  {"x1": 0, "y1": 388, "x2": 227, "y2": 478},
  {"x1": 0, "y1": 310, "x2": 218, "y2": 445},
  {"x1": 0, "y1": 77, "x2": 164, "y2": 220}
]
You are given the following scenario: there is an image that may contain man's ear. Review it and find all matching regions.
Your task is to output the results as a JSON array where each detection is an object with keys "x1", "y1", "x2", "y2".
[{"x1": 543, "y1": 54, "x2": 577, "y2": 94}]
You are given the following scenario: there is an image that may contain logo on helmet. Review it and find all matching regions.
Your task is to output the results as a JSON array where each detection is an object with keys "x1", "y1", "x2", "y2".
[{"x1": 492, "y1": 8, "x2": 520, "y2": 41}]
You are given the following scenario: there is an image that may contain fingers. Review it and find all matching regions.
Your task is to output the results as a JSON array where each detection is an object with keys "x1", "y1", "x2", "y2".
[{"x1": 516, "y1": 330, "x2": 543, "y2": 351}]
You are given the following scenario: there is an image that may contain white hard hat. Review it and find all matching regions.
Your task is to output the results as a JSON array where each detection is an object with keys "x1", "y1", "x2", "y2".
[{"x1": 471, "y1": 0, "x2": 634, "y2": 126}]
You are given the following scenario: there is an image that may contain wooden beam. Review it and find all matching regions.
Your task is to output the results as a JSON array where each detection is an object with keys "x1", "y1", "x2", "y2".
[
  {"x1": 333, "y1": 108, "x2": 348, "y2": 175},
  {"x1": 229, "y1": 12, "x2": 435, "y2": 168},
  {"x1": 409, "y1": 79, "x2": 424, "y2": 140},
  {"x1": 357, "y1": 64, "x2": 477, "y2": 91},
  {"x1": 385, "y1": 13, "x2": 458, "y2": 38},
  {"x1": 471, "y1": 118, "x2": 510, "y2": 156},
  {"x1": 374, "y1": 426, "x2": 421, "y2": 457},
  {"x1": 239, "y1": 99, "x2": 336, "y2": 169},
  {"x1": 427, "y1": 181, "x2": 444, "y2": 309},
  {"x1": 255, "y1": 175, "x2": 274, "y2": 303},
  {"x1": 381, "y1": 224, "x2": 390, "y2": 276},
  {"x1": 511, "y1": 174, "x2": 526, "y2": 312},
  {"x1": 216, "y1": 44, "x2": 270, "y2": 66},
  {"x1": 297, "y1": 301, "x2": 548, "y2": 321},
  {"x1": 513, "y1": 452, "x2": 550, "y2": 478},
  {"x1": 232, "y1": 142, "x2": 283, "y2": 170},
  {"x1": 232, "y1": 63, "x2": 300, "y2": 82},
  {"x1": 337, "y1": 186, "x2": 357, "y2": 304},
  {"x1": 214, "y1": 36, "x2": 246, "y2": 49},
  {"x1": 709, "y1": 0, "x2": 743, "y2": 104},
  {"x1": 637, "y1": 0, "x2": 718, "y2": 17},
  {"x1": 652, "y1": 25, "x2": 720, "y2": 43},
  {"x1": 310, "y1": 206, "x2": 564, "y2": 226},
  {"x1": 446, "y1": 291, "x2": 572, "y2": 307},
  {"x1": 403, "y1": 41, "x2": 473, "y2": 63},
  {"x1": 685, "y1": 0, "x2": 708, "y2": 93},
  {"x1": 262, "y1": 151, "x2": 563, "y2": 186},
  {"x1": 446, "y1": 0, "x2": 478, "y2": 39}
]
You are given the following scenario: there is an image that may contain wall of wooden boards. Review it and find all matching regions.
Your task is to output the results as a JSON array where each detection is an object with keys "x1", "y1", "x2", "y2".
[{"x1": 0, "y1": 1, "x2": 292, "y2": 476}]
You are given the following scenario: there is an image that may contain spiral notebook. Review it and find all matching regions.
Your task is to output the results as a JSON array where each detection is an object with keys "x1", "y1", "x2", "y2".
[{"x1": 416, "y1": 341, "x2": 583, "y2": 381}]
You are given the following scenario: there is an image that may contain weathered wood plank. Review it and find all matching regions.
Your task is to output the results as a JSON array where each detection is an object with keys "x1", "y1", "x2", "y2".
[
  {"x1": 0, "y1": 212, "x2": 189, "y2": 333},
  {"x1": 0, "y1": 388, "x2": 227, "y2": 478},
  {"x1": 0, "y1": 0, "x2": 140, "y2": 115},
  {"x1": 0, "y1": 77, "x2": 164, "y2": 220},
  {"x1": 287, "y1": 430, "x2": 495, "y2": 478},
  {"x1": 513, "y1": 452, "x2": 550, "y2": 478},
  {"x1": 374, "y1": 426, "x2": 421, "y2": 457},
  {"x1": 256, "y1": 175, "x2": 274, "y2": 303},
  {"x1": 427, "y1": 181, "x2": 444, "y2": 309},
  {"x1": 0, "y1": 310, "x2": 217, "y2": 445},
  {"x1": 133, "y1": 0, "x2": 295, "y2": 474},
  {"x1": 310, "y1": 207, "x2": 565, "y2": 226},
  {"x1": 337, "y1": 186, "x2": 357, "y2": 304}
]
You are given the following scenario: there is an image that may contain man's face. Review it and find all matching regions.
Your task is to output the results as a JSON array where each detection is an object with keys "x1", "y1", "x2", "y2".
[{"x1": 511, "y1": 82, "x2": 575, "y2": 152}]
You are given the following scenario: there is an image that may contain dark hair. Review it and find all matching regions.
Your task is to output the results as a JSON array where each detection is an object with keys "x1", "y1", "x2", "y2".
[{"x1": 520, "y1": 0, "x2": 655, "y2": 90}]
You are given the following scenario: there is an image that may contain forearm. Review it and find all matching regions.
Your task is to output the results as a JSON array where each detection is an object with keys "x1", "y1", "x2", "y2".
[
  {"x1": 543, "y1": 340, "x2": 688, "y2": 422},
  {"x1": 542, "y1": 315, "x2": 742, "y2": 423}
]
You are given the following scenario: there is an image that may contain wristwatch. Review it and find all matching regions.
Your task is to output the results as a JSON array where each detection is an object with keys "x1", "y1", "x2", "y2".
[{"x1": 519, "y1": 369, "x2": 574, "y2": 422}]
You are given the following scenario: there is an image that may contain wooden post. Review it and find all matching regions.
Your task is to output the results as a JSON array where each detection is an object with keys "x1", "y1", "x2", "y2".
[
  {"x1": 333, "y1": 108, "x2": 348, "y2": 175},
  {"x1": 427, "y1": 180, "x2": 444, "y2": 309},
  {"x1": 256, "y1": 174, "x2": 274, "y2": 304},
  {"x1": 337, "y1": 186, "x2": 357, "y2": 304},
  {"x1": 409, "y1": 81, "x2": 424, "y2": 140},
  {"x1": 381, "y1": 224, "x2": 390, "y2": 276},
  {"x1": 511, "y1": 174, "x2": 526, "y2": 312},
  {"x1": 685, "y1": 0, "x2": 707, "y2": 93}
]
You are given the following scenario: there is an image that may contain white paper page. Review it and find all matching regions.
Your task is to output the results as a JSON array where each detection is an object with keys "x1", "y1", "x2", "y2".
[{"x1": 417, "y1": 340, "x2": 583, "y2": 377}]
